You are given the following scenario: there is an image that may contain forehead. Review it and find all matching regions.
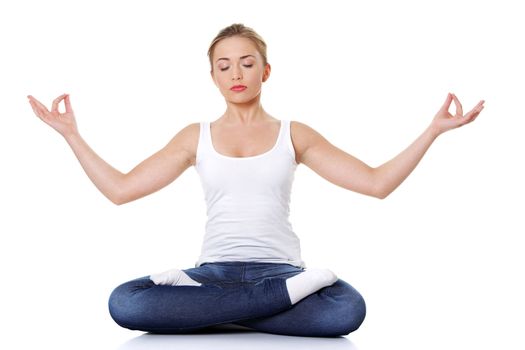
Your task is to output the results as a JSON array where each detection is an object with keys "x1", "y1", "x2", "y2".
[{"x1": 214, "y1": 36, "x2": 259, "y2": 61}]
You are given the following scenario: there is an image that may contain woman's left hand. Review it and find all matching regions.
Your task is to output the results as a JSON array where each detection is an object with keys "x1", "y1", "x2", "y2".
[{"x1": 430, "y1": 93, "x2": 485, "y2": 136}]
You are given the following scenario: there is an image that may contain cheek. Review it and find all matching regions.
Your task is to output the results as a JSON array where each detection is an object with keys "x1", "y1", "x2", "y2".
[{"x1": 216, "y1": 76, "x2": 228, "y2": 87}]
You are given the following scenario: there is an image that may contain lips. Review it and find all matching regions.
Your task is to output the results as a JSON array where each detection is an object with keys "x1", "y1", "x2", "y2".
[{"x1": 231, "y1": 85, "x2": 247, "y2": 91}]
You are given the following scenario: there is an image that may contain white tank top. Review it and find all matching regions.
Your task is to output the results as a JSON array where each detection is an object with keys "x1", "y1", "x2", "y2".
[{"x1": 193, "y1": 119, "x2": 306, "y2": 268}]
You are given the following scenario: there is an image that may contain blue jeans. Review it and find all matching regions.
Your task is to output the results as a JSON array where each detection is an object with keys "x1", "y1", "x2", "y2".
[{"x1": 108, "y1": 261, "x2": 366, "y2": 337}]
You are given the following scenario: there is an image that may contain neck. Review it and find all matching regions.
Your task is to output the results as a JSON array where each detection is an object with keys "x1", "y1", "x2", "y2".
[{"x1": 221, "y1": 94, "x2": 270, "y2": 125}]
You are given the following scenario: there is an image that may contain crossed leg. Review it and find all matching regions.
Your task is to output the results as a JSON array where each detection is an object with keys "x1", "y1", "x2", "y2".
[
  {"x1": 109, "y1": 268, "x2": 366, "y2": 337},
  {"x1": 232, "y1": 278, "x2": 366, "y2": 337},
  {"x1": 108, "y1": 273, "x2": 292, "y2": 333}
]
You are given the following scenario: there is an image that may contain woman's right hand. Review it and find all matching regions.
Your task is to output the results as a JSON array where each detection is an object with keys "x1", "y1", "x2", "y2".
[{"x1": 28, "y1": 93, "x2": 78, "y2": 138}]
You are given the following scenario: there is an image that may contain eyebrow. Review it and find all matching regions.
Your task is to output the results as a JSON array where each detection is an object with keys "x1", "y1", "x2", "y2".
[{"x1": 216, "y1": 54, "x2": 256, "y2": 63}]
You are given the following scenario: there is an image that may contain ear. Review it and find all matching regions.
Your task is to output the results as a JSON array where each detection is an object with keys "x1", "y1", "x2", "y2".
[{"x1": 262, "y1": 63, "x2": 271, "y2": 82}]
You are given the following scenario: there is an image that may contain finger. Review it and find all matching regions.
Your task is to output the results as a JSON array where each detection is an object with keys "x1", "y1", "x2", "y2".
[
  {"x1": 29, "y1": 100, "x2": 51, "y2": 122},
  {"x1": 28, "y1": 100, "x2": 42, "y2": 118},
  {"x1": 27, "y1": 96, "x2": 50, "y2": 120},
  {"x1": 470, "y1": 102, "x2": 485, "y2": 122},
  {"x1": 51, "y1": 94, "x2": 67, "y2": 113},
  {"x1": 440, "y1": 93, "x2": 453, "y2": 112},
  {"x1": 29, "y1": 95, "x2": 47, "y2": 109},
  {"x1": 459, "y1": 99, "x2": 484, "y2": 123},
  {"x1": 28, "y1": 95, "x2": 50, "y2": 112},
  {"x1": 452, "y1": 94, "x2": 463, "y2": 117},
  {"x1": 28, "y1": 99, "x2": 48, "y2": 119},
  {"x1": 463, "y1": 104, "x2": 484, "y2": 122},
  {"x1": 470, "y1": 100, "x2": 485, "y2": 111},
  {"x1": 64, "y1": 94, "x2": 73, "y2": 113}
]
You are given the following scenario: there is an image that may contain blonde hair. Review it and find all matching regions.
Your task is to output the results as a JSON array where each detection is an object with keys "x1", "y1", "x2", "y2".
[{"x1": 207, "y1": 23, "x2": 268, "y2": 72}]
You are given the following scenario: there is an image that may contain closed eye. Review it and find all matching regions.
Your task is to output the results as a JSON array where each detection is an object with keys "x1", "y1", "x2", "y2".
[{"x1": 220, "y1": 64, "x2": 253, "y2": 71}]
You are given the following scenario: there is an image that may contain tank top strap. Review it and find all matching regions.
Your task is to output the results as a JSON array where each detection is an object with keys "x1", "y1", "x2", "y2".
[
  {"x1": 196, "y1": 121, "x2": 211, "y2": 166},
  {"x1": 280, "y1": 120, "x2": 297, "y2": 163},
  {"x1": 200, "y1": 121, "x2": 210, "y2": 147}
]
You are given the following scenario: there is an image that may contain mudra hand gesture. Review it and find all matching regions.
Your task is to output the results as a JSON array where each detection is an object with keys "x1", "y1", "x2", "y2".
[
  {"x1": 431, "y1": 93, "x2": 485, "y2": 136},
  {"x1": 27, "y1": 93, "x2": 78, "y2": 138}
]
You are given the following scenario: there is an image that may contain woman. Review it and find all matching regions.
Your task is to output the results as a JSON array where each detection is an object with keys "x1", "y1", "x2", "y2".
[{"x1": 27, "y1": 23, "x2": 485, "y2": 337}]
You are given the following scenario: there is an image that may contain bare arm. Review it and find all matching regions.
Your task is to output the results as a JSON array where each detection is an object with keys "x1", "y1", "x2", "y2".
[
  {"x1": 374, "y1": 93, "x2": 485, "y2": 198},
  {"x1": 294, "y1": 93, "x2": 485, "y2": 199},
  {"x1": 28, "y1": 93, "x2": 196, "y2": 205},
  {"x1": 63, "y1": 133, "x2": 126, "y2": 204},
  {"x1": 65, "y1": 127, "x2": 195, "y2": 205},
  {"x1": 293, "y1": 122, "x2": 379, "y2": 198},
  {"x1": 111, "y1": 124, "x2": 197, "y2": 205},
  {"x1": 373, "y1": 125, "x2": 438, "y2": 199}
]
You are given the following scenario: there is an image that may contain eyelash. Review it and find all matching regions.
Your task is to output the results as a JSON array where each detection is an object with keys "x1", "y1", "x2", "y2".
[{"x1": 220, "y1": 64, "x2": 253, "y2": 71}]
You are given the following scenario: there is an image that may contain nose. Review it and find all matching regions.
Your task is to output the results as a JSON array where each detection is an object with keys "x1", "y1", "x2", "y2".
[{"x1": 232, "y1": 64, "x2": 242, "y2": 81}]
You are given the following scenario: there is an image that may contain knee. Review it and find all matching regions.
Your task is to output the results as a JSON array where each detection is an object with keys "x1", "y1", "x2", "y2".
[
  {"x1": 343, "y1": 288, "x2": 367, "y2": 334},
  {"x1": 108, "y1": 277, "x2": 152, "y2": 329},
  {"x1": 337, "y1": 283, "x2": 367, "y2": 335},
  {"x1": 319, "y1": 281, "x2": 366, "y2": 337},
  {"x1": 107, "y1": 281, "x2": 132, "y2": 328}
]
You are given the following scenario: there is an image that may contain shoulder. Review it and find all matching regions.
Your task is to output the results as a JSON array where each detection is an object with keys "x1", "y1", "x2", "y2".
[
  {"x1": 290, "y1": 120, "x2": 328, "y2": 164},
  {"x1": 165, "y1": 122, "x2": 201, "y2": 166}
]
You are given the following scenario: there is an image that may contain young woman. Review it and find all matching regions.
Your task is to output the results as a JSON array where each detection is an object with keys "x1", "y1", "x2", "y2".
[{"x1": 27, "y1": 23, "x2": 485, "y2": 337}]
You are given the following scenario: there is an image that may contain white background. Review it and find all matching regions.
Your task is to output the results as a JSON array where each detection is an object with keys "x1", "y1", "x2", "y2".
[{"x1": 1, "y1": 0, "x2": 524, "y2": 349}]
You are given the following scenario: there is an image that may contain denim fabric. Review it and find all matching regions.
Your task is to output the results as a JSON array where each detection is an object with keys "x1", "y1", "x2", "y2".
[{"x1": 108, "y1": 261, "x2": 366, "y2": 337}]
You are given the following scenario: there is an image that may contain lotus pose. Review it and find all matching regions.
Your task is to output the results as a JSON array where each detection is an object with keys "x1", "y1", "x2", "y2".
[{"x1": 27, "y1": 23, "x2": 485, "y2": 337}]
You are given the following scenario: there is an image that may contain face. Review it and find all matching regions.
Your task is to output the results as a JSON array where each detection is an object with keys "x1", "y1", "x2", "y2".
[{"x1": 210, "y1": 36, "x2": 271, "y2": 103}]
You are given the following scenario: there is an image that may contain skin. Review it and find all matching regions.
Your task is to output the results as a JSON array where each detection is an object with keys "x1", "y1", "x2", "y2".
[{"x1": 27, "y1": 36, "x2": 485, "y2": 205}]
